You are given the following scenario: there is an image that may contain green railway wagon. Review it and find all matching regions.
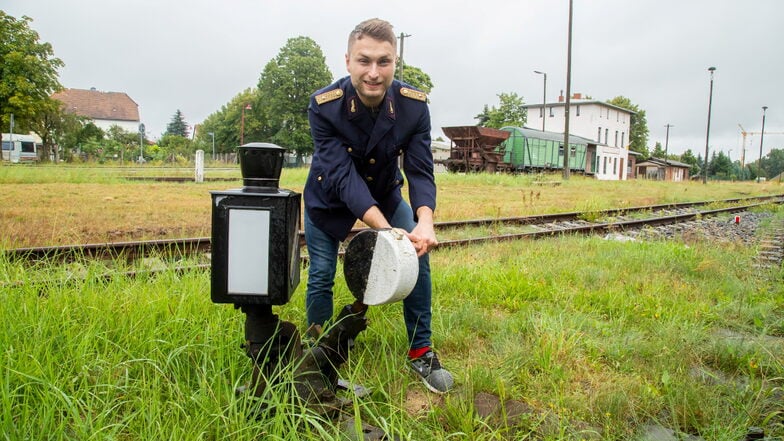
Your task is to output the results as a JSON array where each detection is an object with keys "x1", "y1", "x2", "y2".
[{"x1": 500, "y1": 126, "x2": 591, "y2": 172}]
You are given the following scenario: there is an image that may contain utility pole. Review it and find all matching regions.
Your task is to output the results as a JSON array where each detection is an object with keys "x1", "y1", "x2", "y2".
[
  {"x1": 562, "y1": 0, "x2": 573, "y2": 179},
  {"x1": 758, "y1": 106, "x2": 768, "y2": 181},
  {"x1": 664, "y1": 124, "x2": 673, "y2": 172},
  {"x1": 397, "y1": 32, "x2": 411, "y2": 80}
]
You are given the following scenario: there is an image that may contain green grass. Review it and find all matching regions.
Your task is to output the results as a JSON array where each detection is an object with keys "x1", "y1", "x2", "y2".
[
  {"x1": 0, "y1": 163, "x2": 244, "y2": 184},
  {"x1": 2, "y1": 207, "x2": 783, "y2": 440}
]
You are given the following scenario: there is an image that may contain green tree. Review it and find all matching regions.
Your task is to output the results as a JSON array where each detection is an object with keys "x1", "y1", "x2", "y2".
[
  {"x1": 650, "y1": 141, "x2": 665, "y2": 159},
  {"x1": 474, "y1": 105, "x2": 491, "y2": 127},
  {"x1": 106, "y1": 125, "x2": 142, "y2": 164},
  {"x1": 61, "y1": 122, "x2": 104, "y2": 162},
  {"x1": 27, "y1": 96, "x2": 77, "y2": 162},
  {"x1": 695, "y1": 153, "x2": 705, "y2": 178},
  {"x1": 257, "y1": 36, "x2": 332, "y2": 161},
  {"x1": 607, "y1": 96, "x2": 648, "y2": 157},
  {"x1": 196, "y1": 88, "x2": 257, "y2": 155},
  {"x1": 708, "y1": 151, "x2": 733, "y2": 179},
  {"x1": 165, "y1": 109, "x2": 189, "y2": 138},
  {"x1": 399, "y1": 65, "x2": 433, "y2": 94},
  {"x1": 760, "y1": 148, "x2": 784, "y2": 179},
  {"x1": 475, "y1": 93, "x2": 527, "y2": 129},
  {"x1": 680, "y1": 149, "x2": 701, "y2": 177},
  {"x1": 158, "y1": 133, "x2": 193, "y2": 163},
  {"x1": 0, "y1": 12, "x2": 64, "y2": 135}
]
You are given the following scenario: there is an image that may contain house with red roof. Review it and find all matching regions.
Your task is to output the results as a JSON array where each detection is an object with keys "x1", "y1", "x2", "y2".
[{"x1": 52, "y1": 87, "x2": 141, "y2": 134}]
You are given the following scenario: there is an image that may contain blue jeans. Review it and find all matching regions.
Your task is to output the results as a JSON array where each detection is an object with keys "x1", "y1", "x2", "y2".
[{"x1": 304, "y1": 200, "x2": 432, "y2": 350}]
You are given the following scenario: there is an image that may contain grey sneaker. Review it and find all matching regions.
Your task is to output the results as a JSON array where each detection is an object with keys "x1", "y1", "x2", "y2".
[{"x1": 409, "y1": 350, "x2": 454, "y2": 394}]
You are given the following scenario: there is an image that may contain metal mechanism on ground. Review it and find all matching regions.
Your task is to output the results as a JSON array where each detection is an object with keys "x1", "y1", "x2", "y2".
[{"x1": 208, "y1": 142, "x2": 376, "y2": 414}]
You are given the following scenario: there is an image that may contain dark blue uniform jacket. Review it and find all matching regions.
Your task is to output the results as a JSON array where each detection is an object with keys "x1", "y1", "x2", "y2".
[{"x1": 304, "y1": 76, "x2": 436, "y2": 241}]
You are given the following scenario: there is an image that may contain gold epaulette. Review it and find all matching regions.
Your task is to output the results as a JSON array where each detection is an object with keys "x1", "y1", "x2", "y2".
[
  {"x1": 315, "y1": 89, "x2": 343, "y2": 105},
  {"x1": 400, "y1": 87, "x2": 427, "y2": 102}
]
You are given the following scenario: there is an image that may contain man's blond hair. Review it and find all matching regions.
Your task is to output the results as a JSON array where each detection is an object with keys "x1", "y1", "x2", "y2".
[{"x1": 348, "y1": 18, "x2": 396, "y2": 51}]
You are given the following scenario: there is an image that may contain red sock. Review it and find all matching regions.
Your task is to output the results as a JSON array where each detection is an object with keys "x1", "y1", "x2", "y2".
[{"x1": 408, "y1": 346, "x2": 430, "y2": 360}]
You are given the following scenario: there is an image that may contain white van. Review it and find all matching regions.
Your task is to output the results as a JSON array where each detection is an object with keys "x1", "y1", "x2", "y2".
[{"x1": 1, "y1": 133, "x2": 40, "y2": 163}]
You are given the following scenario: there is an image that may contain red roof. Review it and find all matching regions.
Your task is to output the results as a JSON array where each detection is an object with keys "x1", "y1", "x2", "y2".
[{"x1": 52, "y1": 88, "x2": 139, "y2": 122}]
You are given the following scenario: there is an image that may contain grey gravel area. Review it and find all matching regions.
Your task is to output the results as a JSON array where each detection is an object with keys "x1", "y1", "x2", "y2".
[
  {"x1": 623, "y1": 211, "x2": 773, "y2": 246},
  {"x1": 605, "y1": 210, "x2": 784, "y2": 270}
]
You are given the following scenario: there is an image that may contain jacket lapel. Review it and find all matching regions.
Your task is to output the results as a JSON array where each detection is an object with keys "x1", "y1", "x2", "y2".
[{"x1": 366, "y1": 93, "x2": 396, "y2": 153}]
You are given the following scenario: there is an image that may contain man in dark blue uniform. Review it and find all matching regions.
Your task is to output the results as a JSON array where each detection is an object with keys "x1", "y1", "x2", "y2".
[{"x1": 303, "y1": 18, "x2": 453, "y2": 393}]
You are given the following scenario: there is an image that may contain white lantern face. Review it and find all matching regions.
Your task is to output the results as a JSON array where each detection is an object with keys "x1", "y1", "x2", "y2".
[{"x1": 227, "y1": 208, "x2": 270, "y2": 296}]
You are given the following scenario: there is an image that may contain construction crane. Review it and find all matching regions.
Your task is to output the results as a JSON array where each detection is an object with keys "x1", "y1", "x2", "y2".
[
  {"x1": 739, "y1": 124, "x2": 748, "y2": 168},
  {"x1": 738, "y1": 124, "x2": 784, "y2": 169}
]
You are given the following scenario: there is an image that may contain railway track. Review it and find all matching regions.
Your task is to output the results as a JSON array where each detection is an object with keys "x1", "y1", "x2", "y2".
[
  {"x1": 754, "y1": 216, "x2": 784, "y2": 269},
  {"x1": 5, "y1": 194, "x2": 783, "y2": 265}
]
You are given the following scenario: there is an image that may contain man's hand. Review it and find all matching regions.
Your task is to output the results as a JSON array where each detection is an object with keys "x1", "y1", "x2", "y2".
[
  {"x1": 408, "y1": 207, "x2": 438, "y2": 257},
  {"x1": 362, "y1": 205, "x2": 437, "y2": 257}
]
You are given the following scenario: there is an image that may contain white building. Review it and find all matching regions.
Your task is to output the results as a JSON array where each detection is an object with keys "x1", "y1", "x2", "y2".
[{"x1": 523, "y1": 93, "x2": 636, "y2": 180}]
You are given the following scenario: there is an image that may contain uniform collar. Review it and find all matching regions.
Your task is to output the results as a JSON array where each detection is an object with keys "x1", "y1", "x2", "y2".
[{"x1": 345, "y1": 82, "x2": 396, "y2": 122}]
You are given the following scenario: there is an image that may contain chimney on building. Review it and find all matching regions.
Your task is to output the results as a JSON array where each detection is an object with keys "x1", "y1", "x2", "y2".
[
  {"x1": 558, "y1": 90, "x2": 564, "y2": 102},
  {"x1": 572, "y1": 92, "x2": 582, "y2": 100}
]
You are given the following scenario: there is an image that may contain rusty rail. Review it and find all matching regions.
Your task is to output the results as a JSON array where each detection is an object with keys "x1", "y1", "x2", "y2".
[{"x1": 4, "y1": 195, "x2": 783, "y2": 263}]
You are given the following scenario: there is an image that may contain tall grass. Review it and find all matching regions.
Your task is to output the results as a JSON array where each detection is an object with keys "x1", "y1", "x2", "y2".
[{"x1": 2, "y1": 207, "x2": 782, "y2": 439}]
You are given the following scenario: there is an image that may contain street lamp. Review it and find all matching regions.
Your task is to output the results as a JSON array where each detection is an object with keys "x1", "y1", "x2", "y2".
[
  {"x1": 703, "y1": 67, "x2": 716, "y2": 184},
  {"x1": 241, "y1": 104, "x2": 252, "y2": 145},
  {"x1": 534, "y1": 70, "x2": 547, "y2": 132},
  {"x1": 758, "y1": 106, "x2": 768, "y2": 181},
  {"x1": 208, "y1": 132, "x2": 215, "y2": 161}
]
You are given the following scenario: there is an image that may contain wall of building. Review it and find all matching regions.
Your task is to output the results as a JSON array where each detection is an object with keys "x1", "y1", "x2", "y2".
[
  {"x1": 530, "y1": 101, "x2": 631, "y2": 148},
  {"x1": 93, "y1": 119, "x2": 141, "y2": 134},
  {"x1": 593, "y1": 145, "x2": 627, "y2": 180}
]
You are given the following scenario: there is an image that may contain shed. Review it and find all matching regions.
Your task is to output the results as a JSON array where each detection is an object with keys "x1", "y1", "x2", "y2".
[{"x1": 635, "y1": 157, "x2": 691, "y2": 181}]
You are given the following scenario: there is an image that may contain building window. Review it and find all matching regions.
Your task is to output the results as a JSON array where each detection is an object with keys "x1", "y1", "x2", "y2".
[
  {"x1": 597, "y1": 127, "x2": 602, "y2": 143},
  {"x1": 614, "y1": 131, "x2": 618, "y2": 147},
  {"x1": 616, "y1": 111, "x2": 619, "y2": 122},
  {"x1": 549, "y1": 106, "x2": 554, "y2": 117},
  {"x1": 622, "y1": 132, "x2": 625, "y2": 147},
  {"x1": 605, "y1": 128, "x2": 609, "y2": 143},
  {"x1": 576, "y1": 105, "x2": 580, "y2": 116}
]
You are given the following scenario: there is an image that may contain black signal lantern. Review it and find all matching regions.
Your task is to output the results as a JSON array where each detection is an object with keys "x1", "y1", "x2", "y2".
[{"x1": 210, "y1": 143, "x2": 301, "y2": 305}]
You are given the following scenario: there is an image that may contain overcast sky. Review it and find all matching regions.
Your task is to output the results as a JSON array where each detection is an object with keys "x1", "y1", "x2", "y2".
[{"x1": 5, "y1": 0, "x2": 783, "y2": 160}]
